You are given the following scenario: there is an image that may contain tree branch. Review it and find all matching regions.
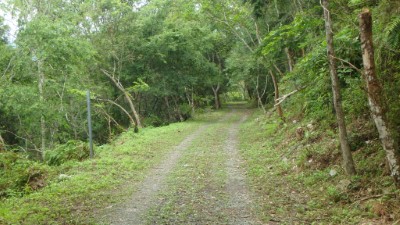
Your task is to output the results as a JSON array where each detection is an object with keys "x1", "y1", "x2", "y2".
[
  {"x1": 352, "y1": 194, "x2": 384, "y2": 205},
  {"x1": 275, "y1": 86, "x2": 307, "y2": 106},
  {"x1": 1, "y1": 130, "x2": 38, "y2": 152},
  {"x1": 95, "y1": 97, "x2": 136, "y2": 126},
  {"x1": 96, "y1": 106, "x2": 126, "y2": 131},
  {"x1": 2, "y1": 56, "x2": 15, "y2": 79},
  {"x1": 331, "y1": 56, "x2": 362, "y2": 73}
]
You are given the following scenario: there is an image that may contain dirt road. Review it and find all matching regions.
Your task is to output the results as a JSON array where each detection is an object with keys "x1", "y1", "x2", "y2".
[{"x1": 100, "y1": 106, "x2": 260, "y2": 224}]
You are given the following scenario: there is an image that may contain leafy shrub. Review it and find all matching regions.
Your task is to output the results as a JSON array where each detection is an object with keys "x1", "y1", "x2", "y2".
[
  {"x1": 196, "y1": 95, "x2": 214, "y2": 107},
  {"x1": 225, "y1": 91, "x2": 245, "y2": 102},
  {"x1": 0, "y1": 151, "x2": 19, "y2": 170},
  {"x1": 342, "y1": 76, "x2": 368, "y2": 118},
  {"x1": 179, "y1": 103, "x2": 192, "y2": 120},
  {"x1": 0, "y1": 151, "x2": 50, "y2": 198},
  {"x1": 143, "y1": 115, "x2": 165, "y2": 127},
  {"x1": 44, "y1": 140, "x2": 89, "y2": 166}
]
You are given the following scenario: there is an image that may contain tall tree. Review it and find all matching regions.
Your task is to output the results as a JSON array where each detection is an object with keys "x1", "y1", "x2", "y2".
[
  {"x1": 322, "y1": 0, "x2": 356, "y2": 175},
  {"x1": 359, "y1": 9, "x2": 400, "y2": 187}
]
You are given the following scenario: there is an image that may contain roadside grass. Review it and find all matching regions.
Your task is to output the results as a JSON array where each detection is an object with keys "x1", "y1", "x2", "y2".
[
  {"x1": 145, "y1": 111, "x2": 243, "y2": 224},
  {"x1": 239, "y1": 109, "x2": 400, "y2": 224},
  {"x1": 0, "y1": 110, "x2": 226, "y2": 225}
]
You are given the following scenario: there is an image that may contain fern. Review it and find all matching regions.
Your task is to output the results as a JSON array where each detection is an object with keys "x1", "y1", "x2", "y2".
[
  {"x1": 44, "y1": 140, "x2": 89, "y2": 166},
  {"x1": 384, "y1": 16, "x2": 400, "y2": 49}
]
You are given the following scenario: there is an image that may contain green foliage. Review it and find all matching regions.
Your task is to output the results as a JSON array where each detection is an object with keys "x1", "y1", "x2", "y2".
[
  {"x1": 128, "y1": 78, "x2": 150, "y2": 93},
  {"x1": 326, "y1": 186, "x2": 349, "y2": 203},
  {"x1": 239, "y1": 109, "x2": 398, "y2": 223},
  {"x1": 225, "y1": 91, "x2": 245, "y2": 102},
  {"x1": 0, "y1": 151, "x2": 51, "y2": 198},
  {"x1": 348, "y1": 0, "x2": 363, "y2": 7},
  {"x1": 261, "y1": 13, "x2": 323, "y2": 58},
  {"x1": 179, "y1": 103, "x2": 193, "y2": 120},
  {"x1": 143, "y1": 115, "x2": 165, "y2": 127},
  {"x1": 342, "y1": 76, "x2": 368, "y2": 117},
  {"x1": 44, "y1": 140, "x2": 90, "y2": 166},
  {"x1": 384, "y1": 16, "x2": 400, "y2": 49}
]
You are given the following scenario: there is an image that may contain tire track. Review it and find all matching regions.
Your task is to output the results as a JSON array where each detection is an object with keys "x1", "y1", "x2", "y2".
[
  {"x1": 101, "y1": 112, "x2": 233, "y2": 224},
  {"x1": 224, "y1": 113, "x2": 260, "y2": 225}
]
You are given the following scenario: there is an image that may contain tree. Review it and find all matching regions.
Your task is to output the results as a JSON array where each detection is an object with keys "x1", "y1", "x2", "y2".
[
  {"x1": 0, "y1": 15, "x2": 11, "y2": 150},
  {"x1": 101, "y1": 69, "x2": 142, "y2": 128},
  {"x1": 6, "y1": 1, "x2": 98, "y2": 155},
  {"x1": 359, "y1": 9, "x2": 400, "y2": 187},
  {"x1": 322, "y1": 0, "x2": 356, "y2": 175},
  {"x1": 269, "y1": 70, "x2": 285, "y2": 121}
]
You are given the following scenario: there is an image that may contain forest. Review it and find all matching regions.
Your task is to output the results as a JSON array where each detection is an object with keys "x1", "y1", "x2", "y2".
[{"x1": 1, "y1": 0, "x2": 400, "y2": 224}]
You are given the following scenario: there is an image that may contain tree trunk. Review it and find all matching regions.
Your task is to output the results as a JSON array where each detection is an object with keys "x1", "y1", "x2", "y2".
[
  {"x1": 285, "y1": 47, "x2": 294, "y2": 72},
  {"x1": 101, "y1": 69, "x2": 142, "y2": 128},
  {"x1": 359, "y1": 9, "x2": 400, "y2": 186},
  {"x1": 185, "y1": 87, "x2": 195, "y2": 114},
  {"x1": 191, "y1": 91, "x2": 195, "y2": 115},
  {"x1": 164, "y1": 96, "x2": 174, "y2": 121},
  {"x1": 273, "y1": 63, "x2": 284, "y2": 77},
  {"x1": 322, "y1": 0, "x2": 356, "y2": 175},
  {"x1": 123, "y1": 91, "x2": 142, "y2": 128},
  {"x1": 38, "y1": 59, "x2": 46, "y2": 160},
  {"x1": 0, "y1": 134, "x2": 5, "y2": 151},
  {"x1": 269, "y1": 70, "x2": 285, "y2": 121},
  {"x1": 212, "y1": 83, "x2": 221, "y2": 109},
  {"x1": 255, "y1": 75, "x2": 267, "y2": 113},
  {"x1": 96, "y1": 98, "x2": 135, "y2": 126}
]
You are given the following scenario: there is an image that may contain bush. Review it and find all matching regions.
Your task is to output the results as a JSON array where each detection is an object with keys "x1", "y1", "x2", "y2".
[
  {"x1": 0, "y1": 151, "x2": 50, "y2": 198},
  {"x1": 143, "y1": 115, "x2": 165, "y2": 127},
  {"x1": 225, "y1": 91, "x2": 245, "y2": 102},
  {"x1": 44, "y1": 140, "x2": 89, "y2": 166},
  {"x1": 179, "y1": 103, "x2": 192, "y2": 120}
]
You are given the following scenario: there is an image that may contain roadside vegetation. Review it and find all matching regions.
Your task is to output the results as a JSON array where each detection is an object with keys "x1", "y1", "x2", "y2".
[
  {"x1": 0, "y1": 111, "x2": 225, "y2": 224},
  {"x1": 239, "y1": 109, "x2": 400, "y2": 224}
]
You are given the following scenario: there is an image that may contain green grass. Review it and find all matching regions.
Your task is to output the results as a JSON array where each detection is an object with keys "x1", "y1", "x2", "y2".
[{"x1": 0, "y1": 110, "x2": 226, "y2": 225}]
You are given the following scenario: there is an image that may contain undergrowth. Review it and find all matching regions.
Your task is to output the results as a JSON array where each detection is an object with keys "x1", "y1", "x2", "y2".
[{"x1": 239, "y1": 109, "x2": 400, "y2": 224}]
